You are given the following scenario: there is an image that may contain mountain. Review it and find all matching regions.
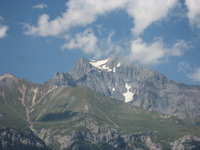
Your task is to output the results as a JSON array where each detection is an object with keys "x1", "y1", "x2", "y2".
[
  {"x1": 46, "y1": 55, "x2": 200, "y2": 125},
  {"x1": 1, "y1": 73, "x2": 200, "y2": 149}
]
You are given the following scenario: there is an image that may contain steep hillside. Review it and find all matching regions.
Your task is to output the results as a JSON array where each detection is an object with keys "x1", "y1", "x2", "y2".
[
  {"x1": 1, "y1": 74, "x2": 200, "y2": 149},
  {"x1": 0, "y1": 74, "x2": 52, "y2": 149},
  {"x1": 0, "y1": 128, "x2": 49, "y2": 150},
  {"x1": 46, "y1": 55, "x2": 200, "y2": 125}
]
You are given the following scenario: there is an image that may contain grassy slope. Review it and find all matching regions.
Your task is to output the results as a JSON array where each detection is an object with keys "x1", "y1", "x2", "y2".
[
  {"x1": 30, "y1": 86, "x2": 200, "y2": 144},
  {"x1": 0, "y1": 79, "x2": 49, "y2": 129},
  {"x1": 0, "y1": 81, "x2": 27, "y2": 129}
]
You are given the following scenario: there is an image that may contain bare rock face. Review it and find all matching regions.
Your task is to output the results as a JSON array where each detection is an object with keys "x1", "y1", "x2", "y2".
[
  {"x1": 46, "y1": 55, "x2": 200, "y2": 125},
  {"x1": 45, "y1": 72, "x2": 76, "y2": 87},
  {"x1": 36, "y1": 121, "x2": 161, "y2": 150},
  {"x1": 170, "y1": 135, "x2": 200, "y2": 150},
  {"x1": 0, "y1": 128, "x2": 49, "y2": 150},
  {"x1": 0, "y1": 74, "x2": 19, "y2": 85}
]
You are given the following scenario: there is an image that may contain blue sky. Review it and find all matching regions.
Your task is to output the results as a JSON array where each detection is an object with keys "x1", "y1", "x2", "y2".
[{"x1": 0, "y1": 0, "x2": 200, "y2": 84}]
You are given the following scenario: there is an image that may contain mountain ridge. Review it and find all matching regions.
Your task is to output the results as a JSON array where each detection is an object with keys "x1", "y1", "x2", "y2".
[
  {"x1": 46, "y1": 55, "x2": 200, "y2": 125},
  {"x1": 1, "y1": 73, "x2": 200, "y2": 149}
]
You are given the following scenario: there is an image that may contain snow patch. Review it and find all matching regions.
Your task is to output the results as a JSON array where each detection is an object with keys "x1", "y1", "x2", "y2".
[
  {"x1": 90, "y1": 57, "x2": 122, "y2": 72},
  {"x1": 89, "y1": 58, "x2": 112, "y2": 71},
  {"x1": 117, "y1": 63, "x2": 121, "y2": 67},
  {"x1": 161, "y1": 115, "x2": 171, "y2": 119},
  {"x1": 112, "y1": 88, "x2": 115, "y2": 92},
  {"x1": 123, "y1": 83, "x2": 134, "y2": 103}
]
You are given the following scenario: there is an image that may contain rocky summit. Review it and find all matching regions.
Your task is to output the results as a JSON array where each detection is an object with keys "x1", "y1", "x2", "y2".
[{"x1": 47, "y1": 55, "x2": 200, "y2": 125}]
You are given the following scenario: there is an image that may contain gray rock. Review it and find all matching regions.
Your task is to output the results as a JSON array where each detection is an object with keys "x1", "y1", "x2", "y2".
[
  {"x1": 45, "y1": 72, "x2": 76, "y2": 87},
  {"x1": 37, "y1": 121, "x2": 160, "y2": 150},
  {"x1": 0, "y1": 127, "x2": 49, "y2": 150},
  {"x1": 46, "y1": 55, "x2": 200, "y2": 125},
  {"x1": 170, "y1": 135, "x2": 200, "y2": 150}
]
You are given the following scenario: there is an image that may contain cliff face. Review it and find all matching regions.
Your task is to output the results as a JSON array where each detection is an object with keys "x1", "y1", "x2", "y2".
[
  {"x1": 47, "y1": 56, "x2": 200, "y2": 125},
  {"x1": 170, "y1": 135, "x2": 200, "y2": 150},
  {"x1": 37, "y1": 120, "x2": 162, "y2": 150},
  {"x1": 0, "y1": 128, "x2": 49, "y2": 150}
]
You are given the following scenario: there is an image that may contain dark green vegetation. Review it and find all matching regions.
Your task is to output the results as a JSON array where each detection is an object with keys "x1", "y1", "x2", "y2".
[{"x1": 0, "y1": 74, "x2": 200, "y2": 149}]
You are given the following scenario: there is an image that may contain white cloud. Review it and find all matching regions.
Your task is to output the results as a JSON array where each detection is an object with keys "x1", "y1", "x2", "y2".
[
  {"x1": 185, "y1": 0, "x2": 200, "y2": 28},
  {"x1": 24, "y1": 14, "x2": 62, "y2": 36},
  {"x1": 126, "y1": 0, "x2": 178, "y2": 36},
  {"x1": 33, "y1": 3, "x2": 47, "y2": 9},
  {"x1": 171, "y1": 40, "x2": 190, "y2": 56},
  {"x1": 98, "y1": 30, "x2": 122, "y2": 56},
  {"x1": 61, "y1": 29, "x2": 123, "y2": 58},
  {"x1": 0, "y1": 26, "x2": 8, "y2": 38},
  {"x1": 25, "y1": 0, "x2": 177, "y2": 37},
  {"x1": 189, "y1": 67, "x2": 200, "y2": 82},
  {"x1": 25, "y1": 0, "x2": 126, "y2": 36},
  {"x1": 130, "y1": 38, "x2": 165, "y2": 65},
  {"x1": 24, "y1": 0, "x2": 187, "y2": 63},
  {"x1": 177, "y1": 62, "x2": 200, "y2": 82},
  {"x1": 0, "y1": 17, "x2": 8, "y2": 38},
  {"x1": 178, "y1": 61, "x2": 192, "y2": 73},
  {"x1": 129, "y1": 38, "x2": 188, "y2": 65},
  {"x1": 61, "y1": 29, "x2": 101, "y2": 57}
]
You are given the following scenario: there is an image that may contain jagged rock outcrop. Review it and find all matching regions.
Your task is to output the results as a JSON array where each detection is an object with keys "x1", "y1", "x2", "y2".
[
  {"x1": 45, "y1": 72, "x2": 76, "y2": 87},
  {"x1": 0, "y1": 128, "x2": 49, "y2": 150},
  {"x1": 46, "y1": 55, "x2": 200, "y2": 125},
  {"x1": 170, "y1": 135, "x2": 200, "y2": 150},
  {"x1": 0, "y1": 74, "x2": 19, "y2": 85},
  {"x1": 36, "y1": 121, "x2": 161, "y2": 150}
]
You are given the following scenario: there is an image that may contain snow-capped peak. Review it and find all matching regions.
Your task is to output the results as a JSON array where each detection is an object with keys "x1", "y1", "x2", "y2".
[
  {"x1": 89, "y1": 56, "x2": 122, "y2": 72},
  {"x1": 89, "y1": 57, "x2": 112, "y2": 72}
]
